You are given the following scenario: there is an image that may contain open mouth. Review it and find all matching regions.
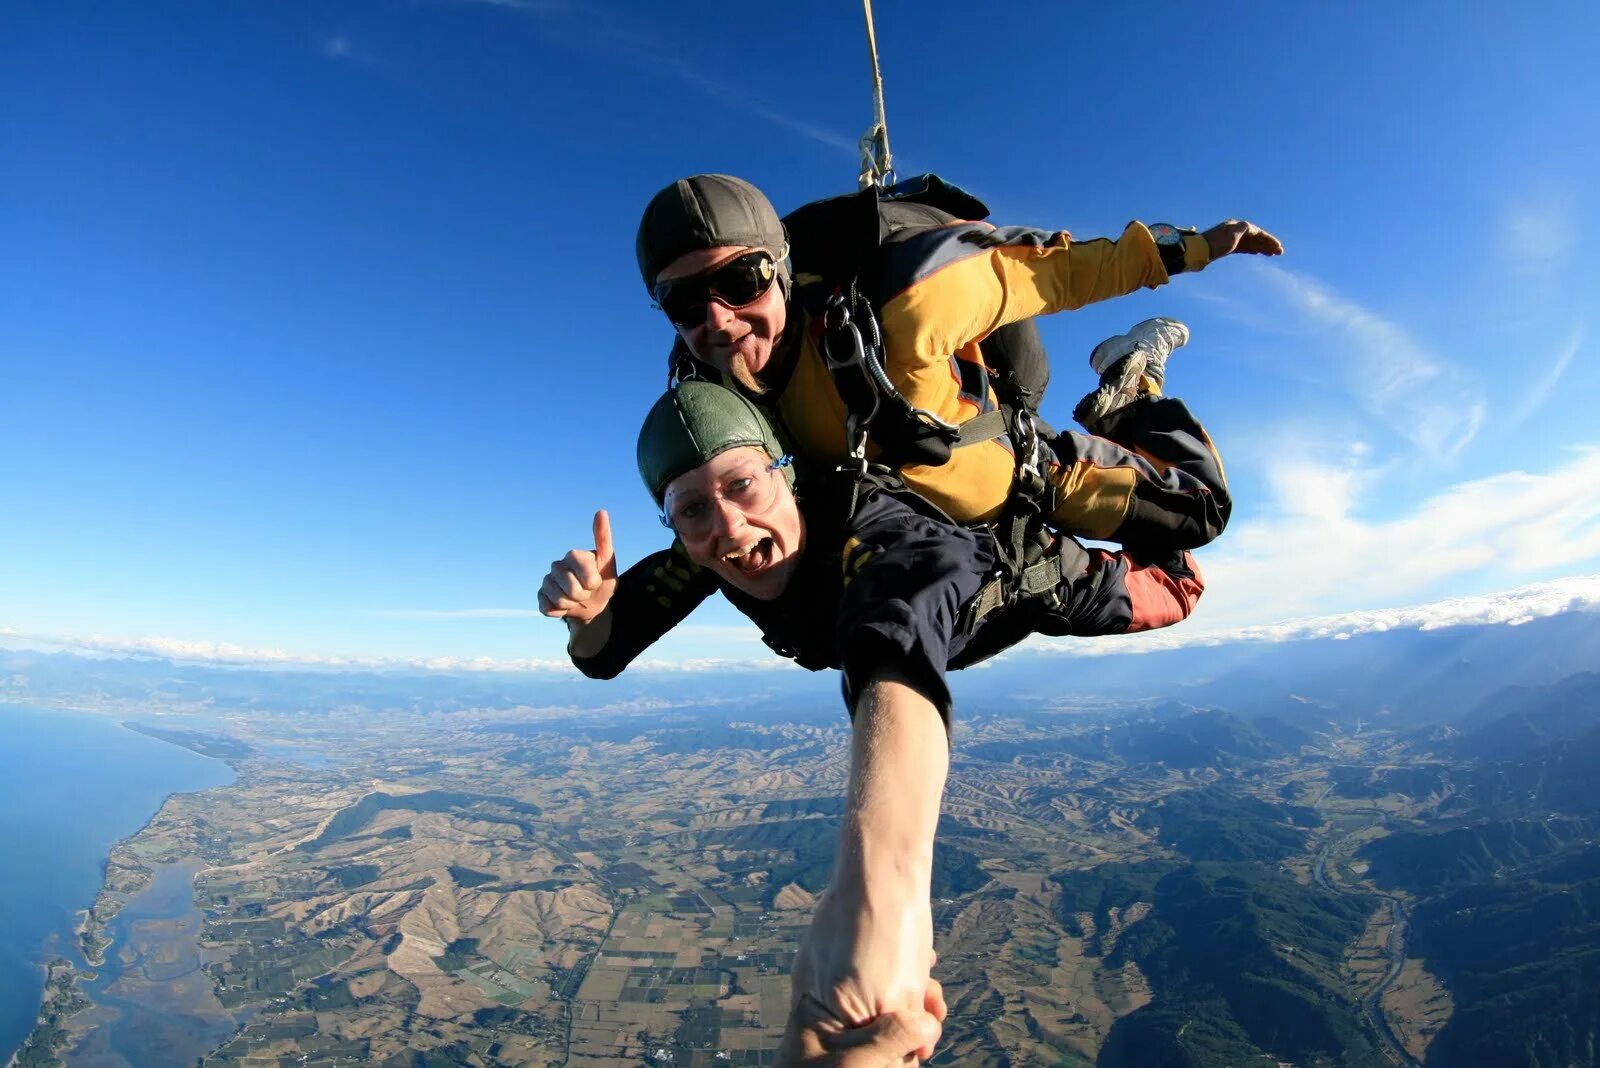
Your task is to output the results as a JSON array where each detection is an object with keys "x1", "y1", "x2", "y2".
[{"x1": 721, "y1": 537, "x2": 775, "y2": 575}]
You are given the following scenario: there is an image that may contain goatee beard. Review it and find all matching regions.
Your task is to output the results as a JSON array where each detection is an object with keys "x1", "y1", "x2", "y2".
[{"x1": 729, "y1": 354, "x2": 766, "y2": 395}]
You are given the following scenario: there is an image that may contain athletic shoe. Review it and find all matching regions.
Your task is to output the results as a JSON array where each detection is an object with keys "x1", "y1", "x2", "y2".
[{"x1": 1074, "y1": 317, "x2": 1191, "y2": 431}]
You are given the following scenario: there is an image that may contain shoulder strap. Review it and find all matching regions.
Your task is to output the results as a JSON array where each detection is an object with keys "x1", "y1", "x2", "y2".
[
  {"x1": 818, "y1": 281, "x2": 961, "y2": 476},
  {"x1": 953, "y1": 409, "x2": 1008, "y2": 446}
]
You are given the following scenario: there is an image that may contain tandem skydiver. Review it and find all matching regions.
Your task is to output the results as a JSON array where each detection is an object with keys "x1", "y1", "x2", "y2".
[
  {"x1": 537, "y1": 352, "x2": 1225, "y2": 1054},
  {"x1": 635, "y1": 173, "x2": 1282, "y2": 547},
  {"x1": 540, "y1": 175, "x2": 1281, "y2": 1057}
]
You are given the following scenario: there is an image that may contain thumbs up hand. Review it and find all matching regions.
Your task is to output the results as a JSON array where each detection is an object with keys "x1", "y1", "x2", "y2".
[{"x1": 539, "y1": 510, "x2": 619, "y2": 625}]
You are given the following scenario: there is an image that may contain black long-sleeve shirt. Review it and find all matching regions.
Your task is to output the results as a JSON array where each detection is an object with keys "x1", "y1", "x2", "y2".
[
  {"x1": 571, "y1": 488, "x2": 993, "y2": 720},
  {"x1": 570, "y1": 481, "x2": 1193, "y2": 719}
]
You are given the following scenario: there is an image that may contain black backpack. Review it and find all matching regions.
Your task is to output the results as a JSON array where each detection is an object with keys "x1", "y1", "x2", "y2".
[{"x1": 781, "y1": 174, "x2": 1054, "y2": 473}]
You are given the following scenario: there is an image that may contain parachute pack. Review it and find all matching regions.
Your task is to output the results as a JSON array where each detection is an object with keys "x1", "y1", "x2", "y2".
[
  {"x1": 780, "y1": 174, "x2": 1083, "y2": 631},
  {"x1": 782, "y1": 172, "x2": 1054, "y2": 478}
]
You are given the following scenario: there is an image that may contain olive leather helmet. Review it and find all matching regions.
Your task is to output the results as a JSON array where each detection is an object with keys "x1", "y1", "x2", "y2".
[{"x1": 636, "y1": 380, "x2": 793, "y2": 506}]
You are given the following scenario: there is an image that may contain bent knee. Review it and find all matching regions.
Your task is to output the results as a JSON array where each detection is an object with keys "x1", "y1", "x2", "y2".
[{"x1": 1124, "y1": 552, "x2": 1204, "y2": 633}]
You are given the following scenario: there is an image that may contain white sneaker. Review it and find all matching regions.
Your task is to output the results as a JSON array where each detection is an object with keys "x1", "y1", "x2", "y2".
[
  {"x1": 1088, "y1": 317, "x2": 1191, "y2": 384},
  {"x1": 1075, "y1": 318, "x2": 1191, "y2": 431}
]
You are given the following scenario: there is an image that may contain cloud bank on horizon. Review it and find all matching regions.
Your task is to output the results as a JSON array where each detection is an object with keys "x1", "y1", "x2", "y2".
[
  {"x1": 1199, "y1": 446, "x2": 1600, "y2": 628},
  {"x1": 5, "y1": 573, "x2": 1599, "y2": 674}
]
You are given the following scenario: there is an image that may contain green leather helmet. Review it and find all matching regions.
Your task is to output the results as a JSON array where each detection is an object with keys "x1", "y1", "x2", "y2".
[{"x1": 637, "y1": 381, "x2": 794, "y2": 505}]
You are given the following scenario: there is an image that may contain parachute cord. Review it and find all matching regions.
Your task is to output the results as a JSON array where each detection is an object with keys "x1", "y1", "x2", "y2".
[{"x1": 858, "y1": 0, "x2": 894, "y2": 191}]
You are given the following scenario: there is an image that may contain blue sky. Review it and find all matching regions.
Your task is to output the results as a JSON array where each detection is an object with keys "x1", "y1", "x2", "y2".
[{"x1": 3, "y1": 1, "x2": 1598, "y2": 670}]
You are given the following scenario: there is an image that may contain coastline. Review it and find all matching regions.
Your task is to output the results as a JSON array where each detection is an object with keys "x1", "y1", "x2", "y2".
[
  {"x1": 6, "y1": 726, "x2": 243, "y2": 1068},
  {"x1": 8, "y1": 788, "x2": 181, "y2": 1068}
]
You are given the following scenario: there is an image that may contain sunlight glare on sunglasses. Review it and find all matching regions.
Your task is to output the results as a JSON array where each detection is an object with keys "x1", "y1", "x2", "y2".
[{"x1": 652, "y1": 251, "x2": 778, "y2": 327}]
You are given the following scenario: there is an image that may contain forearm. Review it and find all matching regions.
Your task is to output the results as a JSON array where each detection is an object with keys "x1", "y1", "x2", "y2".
[
  {"x1": 835, "y1": 674, "x2": 949, "y2": 900},
  {"x1": 791, "y1": 673, "x2": 946, "y2": 1026},
  {"x1": 878, "y1": 222, "x2": 1187, "y2": 375}
]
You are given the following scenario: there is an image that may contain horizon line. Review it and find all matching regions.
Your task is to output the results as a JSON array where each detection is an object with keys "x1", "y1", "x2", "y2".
[{"x1": 3, "y1": 573, "x2": 1598, "y2": 676}]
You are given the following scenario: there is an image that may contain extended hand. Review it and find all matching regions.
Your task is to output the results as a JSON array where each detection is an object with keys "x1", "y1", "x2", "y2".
[
  {"x1": 775, "y1": 993, "x2": 943, "y2": 1068},
  {"x1": 538, "y1": 510, "x2": 618, "y2": 625},
  {"x1": 1202, "y1": 219, "x2": 1284, "y2": 260}
]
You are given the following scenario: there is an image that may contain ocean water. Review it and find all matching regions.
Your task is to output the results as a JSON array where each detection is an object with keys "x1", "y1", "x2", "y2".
[{"x1": 0, "y1": 704, "x2": 235, "y2": 1062}]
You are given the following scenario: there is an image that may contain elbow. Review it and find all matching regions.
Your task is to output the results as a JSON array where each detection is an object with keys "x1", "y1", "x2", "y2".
[{"x1": 571, "y1": 656, "x2": 624, "y2": 681}]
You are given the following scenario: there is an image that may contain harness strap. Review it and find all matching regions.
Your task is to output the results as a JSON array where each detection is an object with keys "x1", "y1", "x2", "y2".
[
  {"x1": 965, "y1": 528, "x2": 1081, "y2": 634},
  {"x1": 952, "y1": 409, "x2": 1008, "y2": 446},
  {"x1": 821, "y1": 283, "x2": 963, "y2": 478},
  {"x1": 1017, "y1": 554, "x2": 1065, "y2": 598},
  {"x1": 966, "y1": 576, "x2": 1007, "y2": 629},
  {"x1": 965, "y1": 548, "x2": 1063, "y2": 631}
]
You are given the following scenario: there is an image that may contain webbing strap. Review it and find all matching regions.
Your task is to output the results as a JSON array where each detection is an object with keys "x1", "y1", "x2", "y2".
[
  {"x1": 1017, "y1": 555, "x2": 1064, "y2": 597},
  {"x1": 965, "y1": 549, "x2": 1064, "y2": 632},
  {"x1": 953, "y1": 409, "x2": 1008, "y2": 447},
  {"x1": 967, "y1": 577, "x2": 1006, "y2": 629}
]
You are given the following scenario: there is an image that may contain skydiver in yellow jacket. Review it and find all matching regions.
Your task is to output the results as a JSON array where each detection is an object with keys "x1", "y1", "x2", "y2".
[{"x1": 635, "y1": 174, "x2": 1282, "y2": 544}]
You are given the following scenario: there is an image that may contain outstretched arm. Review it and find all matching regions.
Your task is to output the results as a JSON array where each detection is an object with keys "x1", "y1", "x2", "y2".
[
  {"x1": 792, "y1": 671, "x2": 948, "y2": 1058},
  {"x1": 875, "y1": 217, "x2": 1283, "y2": 385},
  {"x1": 785, "y1": 494, "x2": 988, "y2": 1059}
]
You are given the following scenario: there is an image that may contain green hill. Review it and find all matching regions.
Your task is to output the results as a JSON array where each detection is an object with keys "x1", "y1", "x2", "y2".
[
  {"x1": 1139, "y1": 785, "x2": 1320, "y2": 863},
  {"x1": 1409, "y1": 844, "x2": 1600, "y2": 1066},
  {"x1": 1056, "y1": 862, "x2": 1384, "y2": 1068}
]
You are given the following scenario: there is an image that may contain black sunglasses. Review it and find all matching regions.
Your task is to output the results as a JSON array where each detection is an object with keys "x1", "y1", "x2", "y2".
[{"x1": 652, "y1": 251, "x2": 778, "y2": 327}]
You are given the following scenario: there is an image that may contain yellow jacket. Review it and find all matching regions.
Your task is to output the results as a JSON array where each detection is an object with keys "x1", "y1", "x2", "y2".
[{"x1": 761, "y1": 220, "x2": 1211, "y2": 526}]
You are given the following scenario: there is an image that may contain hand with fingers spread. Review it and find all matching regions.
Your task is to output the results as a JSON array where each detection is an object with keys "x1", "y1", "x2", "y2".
[
  {"x1": 1202, "y1": 219, "x2": 1285, "y2": 260},
  {"x1": 539, "y1": 511, "x2": 619, "y2": 652},
  {"x1": 775, "y1": 988, "x2": 945, "y2": 1068}
]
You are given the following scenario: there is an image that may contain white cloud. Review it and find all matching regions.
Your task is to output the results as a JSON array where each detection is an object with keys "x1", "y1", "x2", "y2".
[
  {"x1": 671, "y1": 623, "x2": 769, "y2": 643},
  {"x1": 1503, "y1": 194, "x2": 1578, "y2": 276},
  {"x1": 1504, "y1": 325, "x2": 1585, "y2": 428},
  {"x1": 1266, "y1": 455, "x2": 1366, "y2": 522},
  {"x1": 1244, "y1": 261, "x2": 1486, "y2": 458},
  {"x1": 456, "y1": 0, "x2": 570, "y2": 11},
  {"x1": 436, "y1": 0, "x2": 857, "y2": 156},
  {"x1": 654, "y1": 63, "x2": 858, "y2": 156},
  {"x1": 9, "y1": 447, "x2": 1599, "y2": 674},
  {"x1": 7, "y1": 571, "x2": 1600, "y2": 674},
  {"x1": 317, "y1": 34, "x2": 377, "y2": 66},
  {"x1": 1024, "y1": 573, "x2": 1600, "y2": 659},
  {"x1": 0, "y1": 625, "x2": 785, "y2": 675},
  {"x1": 1194, "y1": 446, "x2": 1600, "y2": 627}
]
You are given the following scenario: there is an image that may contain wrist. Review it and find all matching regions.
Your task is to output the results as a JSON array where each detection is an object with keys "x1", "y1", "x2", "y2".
[
  {"x1": 565, "y1": 609, "x2": 613, "y2": 657},
  {"x1": 821, "y1": 862, "x2": 934, "y2": 927}
]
